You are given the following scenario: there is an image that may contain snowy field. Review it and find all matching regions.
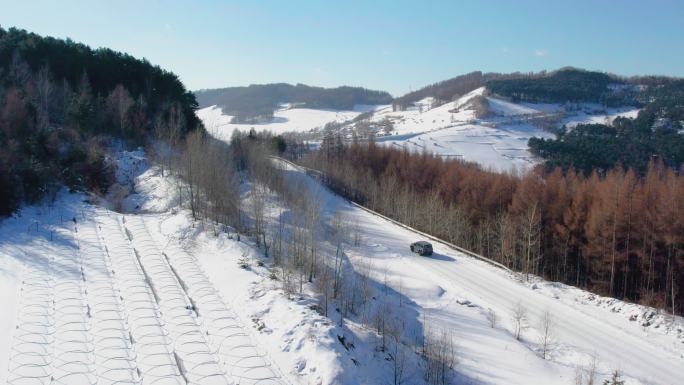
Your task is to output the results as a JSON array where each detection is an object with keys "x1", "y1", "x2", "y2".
[
  {"x1": 375, "y1": 122, "x2": 552, "y2": 172},
  {"x1": 0, "y1": 153, "x2": 291, "y2": 385},
  {"x1": 365, "y1": 89, "x2": 639, "y2": 172},
  {"x1": 2, "y1": 148, "x2": 682, "y2": 385},
  {"x1": 197, "y1": 104, "x2": 377, "y2": 142},
  {"x1": 198, "y1": 88, "x2": 640, "y2": 172}
]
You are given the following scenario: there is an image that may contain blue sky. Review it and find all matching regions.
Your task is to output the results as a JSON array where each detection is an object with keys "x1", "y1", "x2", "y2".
[{"x1": 1, "y1": 0, "x2": 683, "y2": 95}]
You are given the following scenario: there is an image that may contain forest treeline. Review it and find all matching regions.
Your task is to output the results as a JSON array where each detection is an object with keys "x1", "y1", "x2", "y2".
[
  {"x1": 530, "y1": 79, "x2": 684, "y2": 174},
  {"x1": 393, "y1": 68, "x2": 681, "y2": 112},
  {"x1": 486, "y1": 68, "x2": 681, "y2": 106},
  {"x1": 0, "y1": 27, "x2": 199, "y2": 215},
  {"x1": 302, "y1": 142, "x2": 684, "y2": 316},
  {"x1": 486, "y1": 69, "x2": 616, "y2": 104},
  {"x1": 195, "y1": 83, "x2": 392, "y2": 123},
  {"x1": 392, "y1": 71, "x2": 494, "y2": 110}
]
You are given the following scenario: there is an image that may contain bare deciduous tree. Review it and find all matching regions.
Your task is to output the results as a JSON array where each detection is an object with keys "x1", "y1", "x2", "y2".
[
  {"x1": 106, "y1": 84, "x2": 134, "y2": 136},
  {"x1": 573, "y1": 365, "x2": 584, "y2": 385},
  {"x1": 538, "y1": 309, "x2": 556, "y2": 359},
  {"x1": 486, "y1": 308, "x2": 497, "y2": 328},
  {"x1": 423, "y1": 327, "x2": 457, "y2": 385},
  {"x1": 387, "y1": 318, "x2": 407, "y2": 385},
  {"x1": 35, "y1": 65, "x2": 53, "y2": 129},
  {"x1": 511, "y1": 301, "x2": 528, "y2": 340},
  {"x1": 585, "y1": 353, "x2": 599, "y2": 385}
]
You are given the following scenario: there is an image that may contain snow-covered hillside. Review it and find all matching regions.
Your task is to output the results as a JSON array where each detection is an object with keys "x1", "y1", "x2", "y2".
[
  {"x1": 368, "y1": 88, "x2": 554, "y2": 171},
  {"x1": 197, "y1": 104, "x2": 377, "y2": 142},
  {"x1": 198, "y1": 87, "x2": 640, "y2": 172},
  {"x1": 0, "y1": 154, "x2": 297, "y2": 385},
  {"x1": 0, "y1": 151, "x2": 442, "y2": 385},
  {"x1": 1, "y1": 148, "x2": 683, "y2": 385},
  {"x1": 353, "y1": 88, "x2": 640, "y2": 172},
  {"x1": 273, "y1": 159, "x2": 684, "y2": 385}
]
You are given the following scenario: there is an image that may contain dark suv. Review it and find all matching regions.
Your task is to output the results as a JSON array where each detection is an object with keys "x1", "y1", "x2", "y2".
[{"x1": 410, "y1": 241, "x2": 433, "y2": 256}]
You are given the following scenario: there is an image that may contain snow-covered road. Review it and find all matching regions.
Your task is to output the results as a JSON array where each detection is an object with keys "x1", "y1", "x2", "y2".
[{"x1": 280, "y1": 160, "x2": 684, "y2": 385}]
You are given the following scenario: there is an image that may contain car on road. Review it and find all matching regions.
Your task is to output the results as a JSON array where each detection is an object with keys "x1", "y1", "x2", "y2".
[{"x1": 410, "y1": 241, "x2": 433, "y2": 256}]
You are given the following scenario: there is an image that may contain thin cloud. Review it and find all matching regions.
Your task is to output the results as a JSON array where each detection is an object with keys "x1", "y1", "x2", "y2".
[{"x1": 534, "y1": 49, "x2": 549, "y2": 57}]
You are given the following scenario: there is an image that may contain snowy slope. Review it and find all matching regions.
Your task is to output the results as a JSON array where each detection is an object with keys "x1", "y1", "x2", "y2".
[
  {"x1": 0, "y1": 152, "x2": 427, "y2": 385},
  {"x1": 487, "y1": 96, "x2": 540, "y2": 116},
  {"x1": 361, "y1": 88, "x2": 555, "y2": 171},
  {"x1": 2, "y1": 146, "x2": 683, "y2": 385},
  {"x1": 376, "y1": 122, "x2": 552, "y2": 172},
  {"x1": 359, "y1": 88, "x2": 642, "y2": 171},
  {"x1": 274, "y1": 159, "x2": 684, "y2": 385},
  {"x1": 0, "y1": 156, "x2": 293, "y2": 385},
  {"x1": 562, "y1": 107, "x2": 640, "y2": 128},
  {"x1": 197, "y1": 104, "x2": 377, "y2": 142},
  {"x1": 197, "y1": 87, "x2": 642, "y2": 172}
]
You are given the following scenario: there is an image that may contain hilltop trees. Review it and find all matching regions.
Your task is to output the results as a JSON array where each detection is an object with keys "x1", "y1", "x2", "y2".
[
  {"x1": 0, "y1": 27, "x2": 200, "y2": 215},
  {"x1": 392, "y1": 71, "x2": 488, "y2": 111},
  {"x1": 529, "y1": 78, "x2": 684, "y2": 175},
  {"x1": 486, "y1": 68, "x2": 615, "y2": 103}
]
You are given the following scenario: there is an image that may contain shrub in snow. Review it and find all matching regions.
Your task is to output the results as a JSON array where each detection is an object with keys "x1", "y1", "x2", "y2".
[
  {"x1": 603, "y1": 370, "x2": 624, "y2": 385},
  {"x1": 423, "y1": 328, "x2": 457, "y2": 385},
  {"x1": 486, "y1": 308, "x2": 497, "y2": 328}
]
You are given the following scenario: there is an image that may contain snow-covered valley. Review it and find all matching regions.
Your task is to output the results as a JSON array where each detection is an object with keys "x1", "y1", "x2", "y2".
[
  {"x1": 2, "y1": 6, "x2": 683, "y2": 385},
  {"x1": 1, "y1": 147, "x2": 682, "y2": 385},
  {"x1": 198, "y1": 87, "x2": 640, "y2": 172},
  {"x1": 197, "y1": 104, "x2": 376, "y2": 143}
]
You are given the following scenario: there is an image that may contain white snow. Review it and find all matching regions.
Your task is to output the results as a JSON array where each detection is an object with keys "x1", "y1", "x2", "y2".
[
  {"x1": 3, "y1": 146, "x2": 681, "y2": 385},
  {"x1": 562, "y1": 107, "x2": 641, "y2": 128},
  {"x1": 486, "y1": 97, "x2": 540, "y2": 116},
  {"x1": 197, "y1": 104, "x2": 377, "y2": 142},
  {"x1": 376, "y1": 122, "x2": 553, "y2": 172},
  {"x1": 197, "y1": 87, "x2": 642, "y2": 173},
  {"x1": 0, "y1": 155, "x2": 290, "y2": 385},
  {"x1": 359, "y1": 89, "x2": 553, "y2": 171},
  {"x1": 269, "y1": 159, "x2": 684, "y2": 385},
  {"x1": 353, "y1": 89, "x2": 641, "y2": 172}
]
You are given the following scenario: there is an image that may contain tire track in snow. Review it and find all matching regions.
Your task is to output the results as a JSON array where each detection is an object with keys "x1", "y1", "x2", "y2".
[
  {"x1": 96, "y1": 210, "x2": 185, "y2": 385},
  {"x1": 420, "y1": 253, "x2": 684, "y2": 385},
  {"x1": 6, "y1": 243, "x2": 56, "y2": 385},
  {"x1": 7, "y1": 217, "x2": 101, "y2": 385},
  {"x1": 78, "y1": 212, "x2": 139, "y2": 384},
  {"x1": 139, "y1": 216, "x2": 287, "y2": 385},
  {"x1": 123, "y1": 216, "x2": 229, "y2": 385},
  {"x1": 49, "y1": 223, "x2": 97, "y2": 385}
]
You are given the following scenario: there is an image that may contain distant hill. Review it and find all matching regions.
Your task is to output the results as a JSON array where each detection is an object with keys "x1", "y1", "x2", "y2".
[
  {"x1": 392, "y1": 68, "x2": 676, "y2": 109},
  {"x1": 326, "y1": 68, "x2": 683, "y2": 173},
  {"x1": 392, "y1": 71, "x2": 508, "y2": 110},
  {"x1": 195, "y1": 83, "x2": 392, "y2": 123},
  {"x1": 195, "y1": 68, "x2": 683, "y2": 173}
]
